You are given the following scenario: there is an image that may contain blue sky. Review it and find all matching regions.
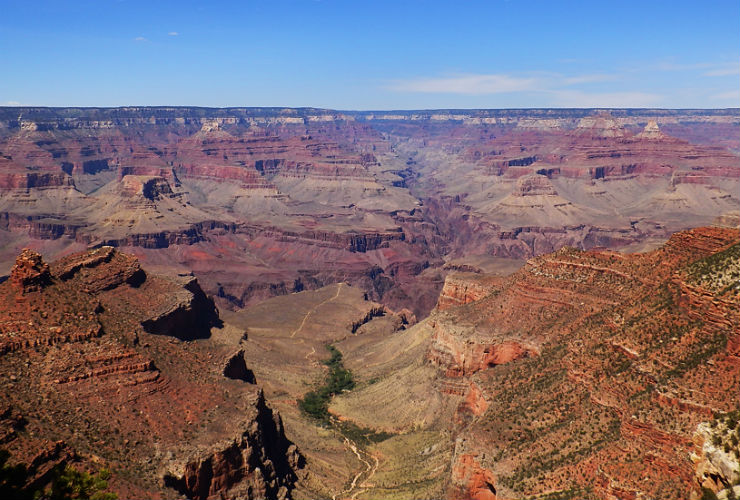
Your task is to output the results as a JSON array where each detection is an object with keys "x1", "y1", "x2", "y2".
[{"x1": 0, "y1": 0, "x2": 738, "y2": 109}]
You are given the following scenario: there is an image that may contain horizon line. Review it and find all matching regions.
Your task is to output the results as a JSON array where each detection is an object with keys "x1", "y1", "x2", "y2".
[{"x1": 1, "y1": 105, "x2": 738, "y2": 112}]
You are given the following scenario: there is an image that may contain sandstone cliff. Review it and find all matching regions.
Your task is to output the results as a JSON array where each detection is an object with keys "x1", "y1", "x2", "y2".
[
  {"x1": 423, "y1": 227, "x2": 740, "y2": 500},
  {"x1": 0, "y1": 247, "x2": 304, "y2": 499}
]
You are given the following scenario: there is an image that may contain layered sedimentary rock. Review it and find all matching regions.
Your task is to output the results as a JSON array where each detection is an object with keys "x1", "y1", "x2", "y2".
[
  {"x1": 423, "y1": 227, "x2": 740, "y2": 500},
  {"x1": 0, "y1": 247, "x2": 304, "y2": 499},
  {"x1": 435, "y1": 272, "x2": 503, "y2": 311},
  {"x1": 0, "y1": 107, "x2": 738, "y2": 318},
  {"x1": 164, "y1": 390, "x2": 303, "y2": 500},
  {"x1": 451, "y1": 454, "x2": 498, "y2": 500}
]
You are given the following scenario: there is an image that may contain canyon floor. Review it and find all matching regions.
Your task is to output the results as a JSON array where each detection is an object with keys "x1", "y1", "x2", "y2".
[{"x1": 0, "y1": 107, "x2": 739, "y2": 500}]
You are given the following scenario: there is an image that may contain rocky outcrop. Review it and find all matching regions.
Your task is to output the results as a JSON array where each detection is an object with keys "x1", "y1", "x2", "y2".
[
  {"x1": 0, "y1": 247, "x2": 305, "y2": 499},
  {"x1": 427, "y1": 322, "x2": 537, "y2": 377},
  {"x1": 692, "y1": 420, "x2": 740, "y2": 496},
  {"x1": 454, "y1": 380, "x2": 489, "y2": 423},
  {"x1": 120, "y1": 175, "x2": 175, "y2": 200},
  {"x1": 436, "y1": 273, "x2": 498, "y2": 311},
  {"x1": 53, "y1": 245, "x2": 145, "y2": 291},
  {"x1": 350, "y1": 306, "x2": 386, "y2": 333},
  {"x1": 117, "y1": 166, "x2": 179, "y2": 186},
  {"x1": 450, "y1": 454, "x2": 497, "y2": 500},
  {"x1": 637, "y1": 120, "x2": 668, "y2": 140},
  {"x1": 140, "y1": 274, "x2": 221, "y2": 340},
  {"x1": 164, "y1": 391, "x2": 304, "y2": 500},
  {"x1": 223, "y1": 349, "x2": 257, "y2": 383},
  {"x1": 512, "y1": 174, "x2": 558, "y2": 196},
  {"x1": 11, "y1": 249, "x2": 52, "y2": 293}
]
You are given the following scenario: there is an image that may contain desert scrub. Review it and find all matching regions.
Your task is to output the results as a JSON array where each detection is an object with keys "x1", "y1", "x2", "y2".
[
  {"x1": 687, "y1": 242, "x2": 740, "y2": 295},
  {"x1": 335, "y1": 420, "x2": 394, "y2": 445},
  {"x1": 0, "y1": 449, "x2": 117, "y2": 500},
  {"x1": 708, "y1": 409, "x2": 740, "y2": 460}
]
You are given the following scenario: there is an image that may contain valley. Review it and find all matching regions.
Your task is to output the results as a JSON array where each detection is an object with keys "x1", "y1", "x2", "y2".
[
  {"x1": 0, "y1": 107, "x2": 738, "y2": 499},
  {"x1": 1, "y1": 107, "x2": 737, "y2": 318}
]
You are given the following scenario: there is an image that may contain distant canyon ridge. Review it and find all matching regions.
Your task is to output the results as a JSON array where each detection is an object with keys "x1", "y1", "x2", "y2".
[{"x1": 0, "y1": 107, "x2": 737, "y2": 316}]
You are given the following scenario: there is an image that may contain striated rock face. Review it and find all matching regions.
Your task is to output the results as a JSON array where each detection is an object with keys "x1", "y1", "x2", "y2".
[
  {"x1": 575, "y1": 113, "x2": 628, "y2": 138},
  {"x1": 0, "y1": 107, "x2": 737, "y2": 319},
  {"x1": 423, "y1": 226, "x2": 740, "y2": 500},
  {"x1": 0, "y1": 247, "x2": 304, "y2": 499},
  {"x1": 436, "y1": 273, "x2": 502, "y2": 311},
  {"x1": 0, "y1": 172, "x2": 75, "y2": 190},
  {"x1": 140, "y1": 273, "x2": 221, "y2": 340},
  {"x1": 450, "y1": 453, "x2": 497, "y2": 500},
  {"x1": 164, "y1": 391, "x2": 303, "y2": 500},
  {"x1": 427, "y1": 323, "x2": 537, "y2": 377},
  {"x1": 512, "y1": 174, "x2": 558, "y2": 197}
]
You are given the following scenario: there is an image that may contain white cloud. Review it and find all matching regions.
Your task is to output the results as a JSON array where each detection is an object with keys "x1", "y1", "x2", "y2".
[
  {"x1": 134, "y1": 36, "x2": 148, "y2": 42},
  {"x1": 389, "y1": 74, "x2": 540, "y2": 95},
  {"x1": 704, "y1": 64, "x2": 740, "y2": 77},
  {"x1": 2, "y1": 101, "x2": 22, "y2": 106},
  {"x1": 389, "y1": 72, "x2": 624, "y2": 96},
  {"x1": 562, "y1": 74, "x2": 616, "y2": 85},
  {"x1": 711, "y1": 90, "x2": 740, "y2": 101},
  {"x1": 651, "y1": 60, "x2": 740, "y2": 77},
  {"x1": 654, "y1": 61, "x2": 712, "y2": 72},
  {"x1": 168, "y1": 31, "x2": 179, "y2": 36}
]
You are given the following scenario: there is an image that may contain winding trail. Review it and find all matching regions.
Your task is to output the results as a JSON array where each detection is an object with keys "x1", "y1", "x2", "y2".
[
  {"x1": 332, "y1": 434, "x2": 379, "y2": 500},
  {"x1": 290, "y1": 283, "x2": 344, "y2": 338},
  {"x1": 289, "y1": 282, "x2": 380, "y2": 499},
  {"x1": 304, "y1": 345, "x2": 317, "y2": 366},
  {"x1": 349, "y1": 449, "x2": 380, "y2": 500},
  {"x1": 345, "y1": 438, "x2": 371, "y2": 492}
]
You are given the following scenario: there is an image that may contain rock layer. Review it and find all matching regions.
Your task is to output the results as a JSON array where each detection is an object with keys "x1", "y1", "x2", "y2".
[
  {"x1": 1, "y1": 107, "x2": 737, "y2": 318},
  {"x1": 0, "y1": 247, "x2": 304, "y2": 498},
  {"x1": 425, "y1": 227, "x2": 740, "y2": 500}
]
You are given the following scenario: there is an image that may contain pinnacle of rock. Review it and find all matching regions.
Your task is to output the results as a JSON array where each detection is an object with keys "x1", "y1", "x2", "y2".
[
  {"x1": 637, "y1": 119, "x2": 665, "y2": 139},
  {"x1": 11, "y1": 248, "x2": 51, "y2": 293}
]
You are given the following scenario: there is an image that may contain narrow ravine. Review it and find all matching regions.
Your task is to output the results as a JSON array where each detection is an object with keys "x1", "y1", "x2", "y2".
[{"x1": 300, "y1": 344, "x2": 389, "y2": 500}]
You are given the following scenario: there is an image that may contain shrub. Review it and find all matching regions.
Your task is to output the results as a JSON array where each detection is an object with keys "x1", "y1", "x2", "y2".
[
  {"x1": 44, "y1": 465, "x2": 117, "y2": 500},
  {"x1": 0, "y1": 450, "x2": 116, "y2": 500},
  {"x1": 298, "y1": 344, "x2": 355, "y2": 422}
]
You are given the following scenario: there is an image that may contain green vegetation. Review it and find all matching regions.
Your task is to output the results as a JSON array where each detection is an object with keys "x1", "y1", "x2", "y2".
[
  {"x1": 44, "y1": 466, "x2": 116, "y2": 500},
  {"x1": 1, "y1": 449, "x2": 29, "y2": 500},
  {"x1": 299, "y1": 344, "x2": 355, "y2": 422},
  {"x1": 707, "y1": 409, "x2": 740, "y2": 461},
  {"x1": 0, "y1": 450, "x2": 116, "y2": 500},
  {"x1": 687, "y1": 242, "x2": 740, "y2": 295},
  {"x1": 520, "y1": 487, "x2": 595, "y2": 500},
  {"x1": 666, "y1": 331, "x2": 729, "y2": 378},
  {"x1": 298, "y1": 344, "x2": 394, "y2": 449},
  {"x1": 335, "y1": 420, "x2": 394, "y2": 446}
]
